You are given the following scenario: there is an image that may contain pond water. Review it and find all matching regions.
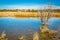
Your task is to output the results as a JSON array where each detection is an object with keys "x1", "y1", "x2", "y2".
[
  {"x1": 0, "y1": 18, "x2": 42, "y2": 38},
  {"x1": 0, "y1": 18, "x2": 60, "y2": 40}
]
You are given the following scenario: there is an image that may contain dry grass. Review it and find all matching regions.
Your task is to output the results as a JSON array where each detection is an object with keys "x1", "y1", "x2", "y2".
[{"x1": 0, "y1": 11, "x2": 60, "y2": 18}]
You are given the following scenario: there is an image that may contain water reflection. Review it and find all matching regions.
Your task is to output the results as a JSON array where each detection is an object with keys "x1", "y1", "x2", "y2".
[
  {"x1": 0, "y1": 18, "x2": 41, "y2": 34},
  {"x1": 0, "y1": 18, "x2": 60, "y2": 40},
  {"x1": 0, "y1": 18, "x2": 60, "y2": 33},
  {"x1": 48, "y1": 18, "x2": 60, "y2": 30}
]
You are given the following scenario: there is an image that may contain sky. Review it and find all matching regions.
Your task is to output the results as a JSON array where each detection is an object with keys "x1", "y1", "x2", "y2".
[{"x1": 0, "y1": 0, "x2": 60, "y2": 9}]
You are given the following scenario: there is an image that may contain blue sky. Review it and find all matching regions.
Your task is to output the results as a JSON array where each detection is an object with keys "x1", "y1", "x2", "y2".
[{"x1": 0, "y1": 0, "x2": 60, "y2": 9}]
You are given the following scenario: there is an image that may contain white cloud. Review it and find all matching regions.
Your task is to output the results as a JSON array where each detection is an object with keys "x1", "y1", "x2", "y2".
[{"x1": 0, "y1": 5, "x2": 60, "y2": 10}]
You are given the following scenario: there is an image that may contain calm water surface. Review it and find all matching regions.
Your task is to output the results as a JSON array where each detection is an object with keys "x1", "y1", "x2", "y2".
[{"x1": 0, "y1": 18, "x2": 60, "y2": 39}]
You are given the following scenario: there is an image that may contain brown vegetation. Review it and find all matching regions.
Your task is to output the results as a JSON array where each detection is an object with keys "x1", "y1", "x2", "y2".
[{"x1": 0, "y1": 10, "x2": 60, "y2": 18}]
